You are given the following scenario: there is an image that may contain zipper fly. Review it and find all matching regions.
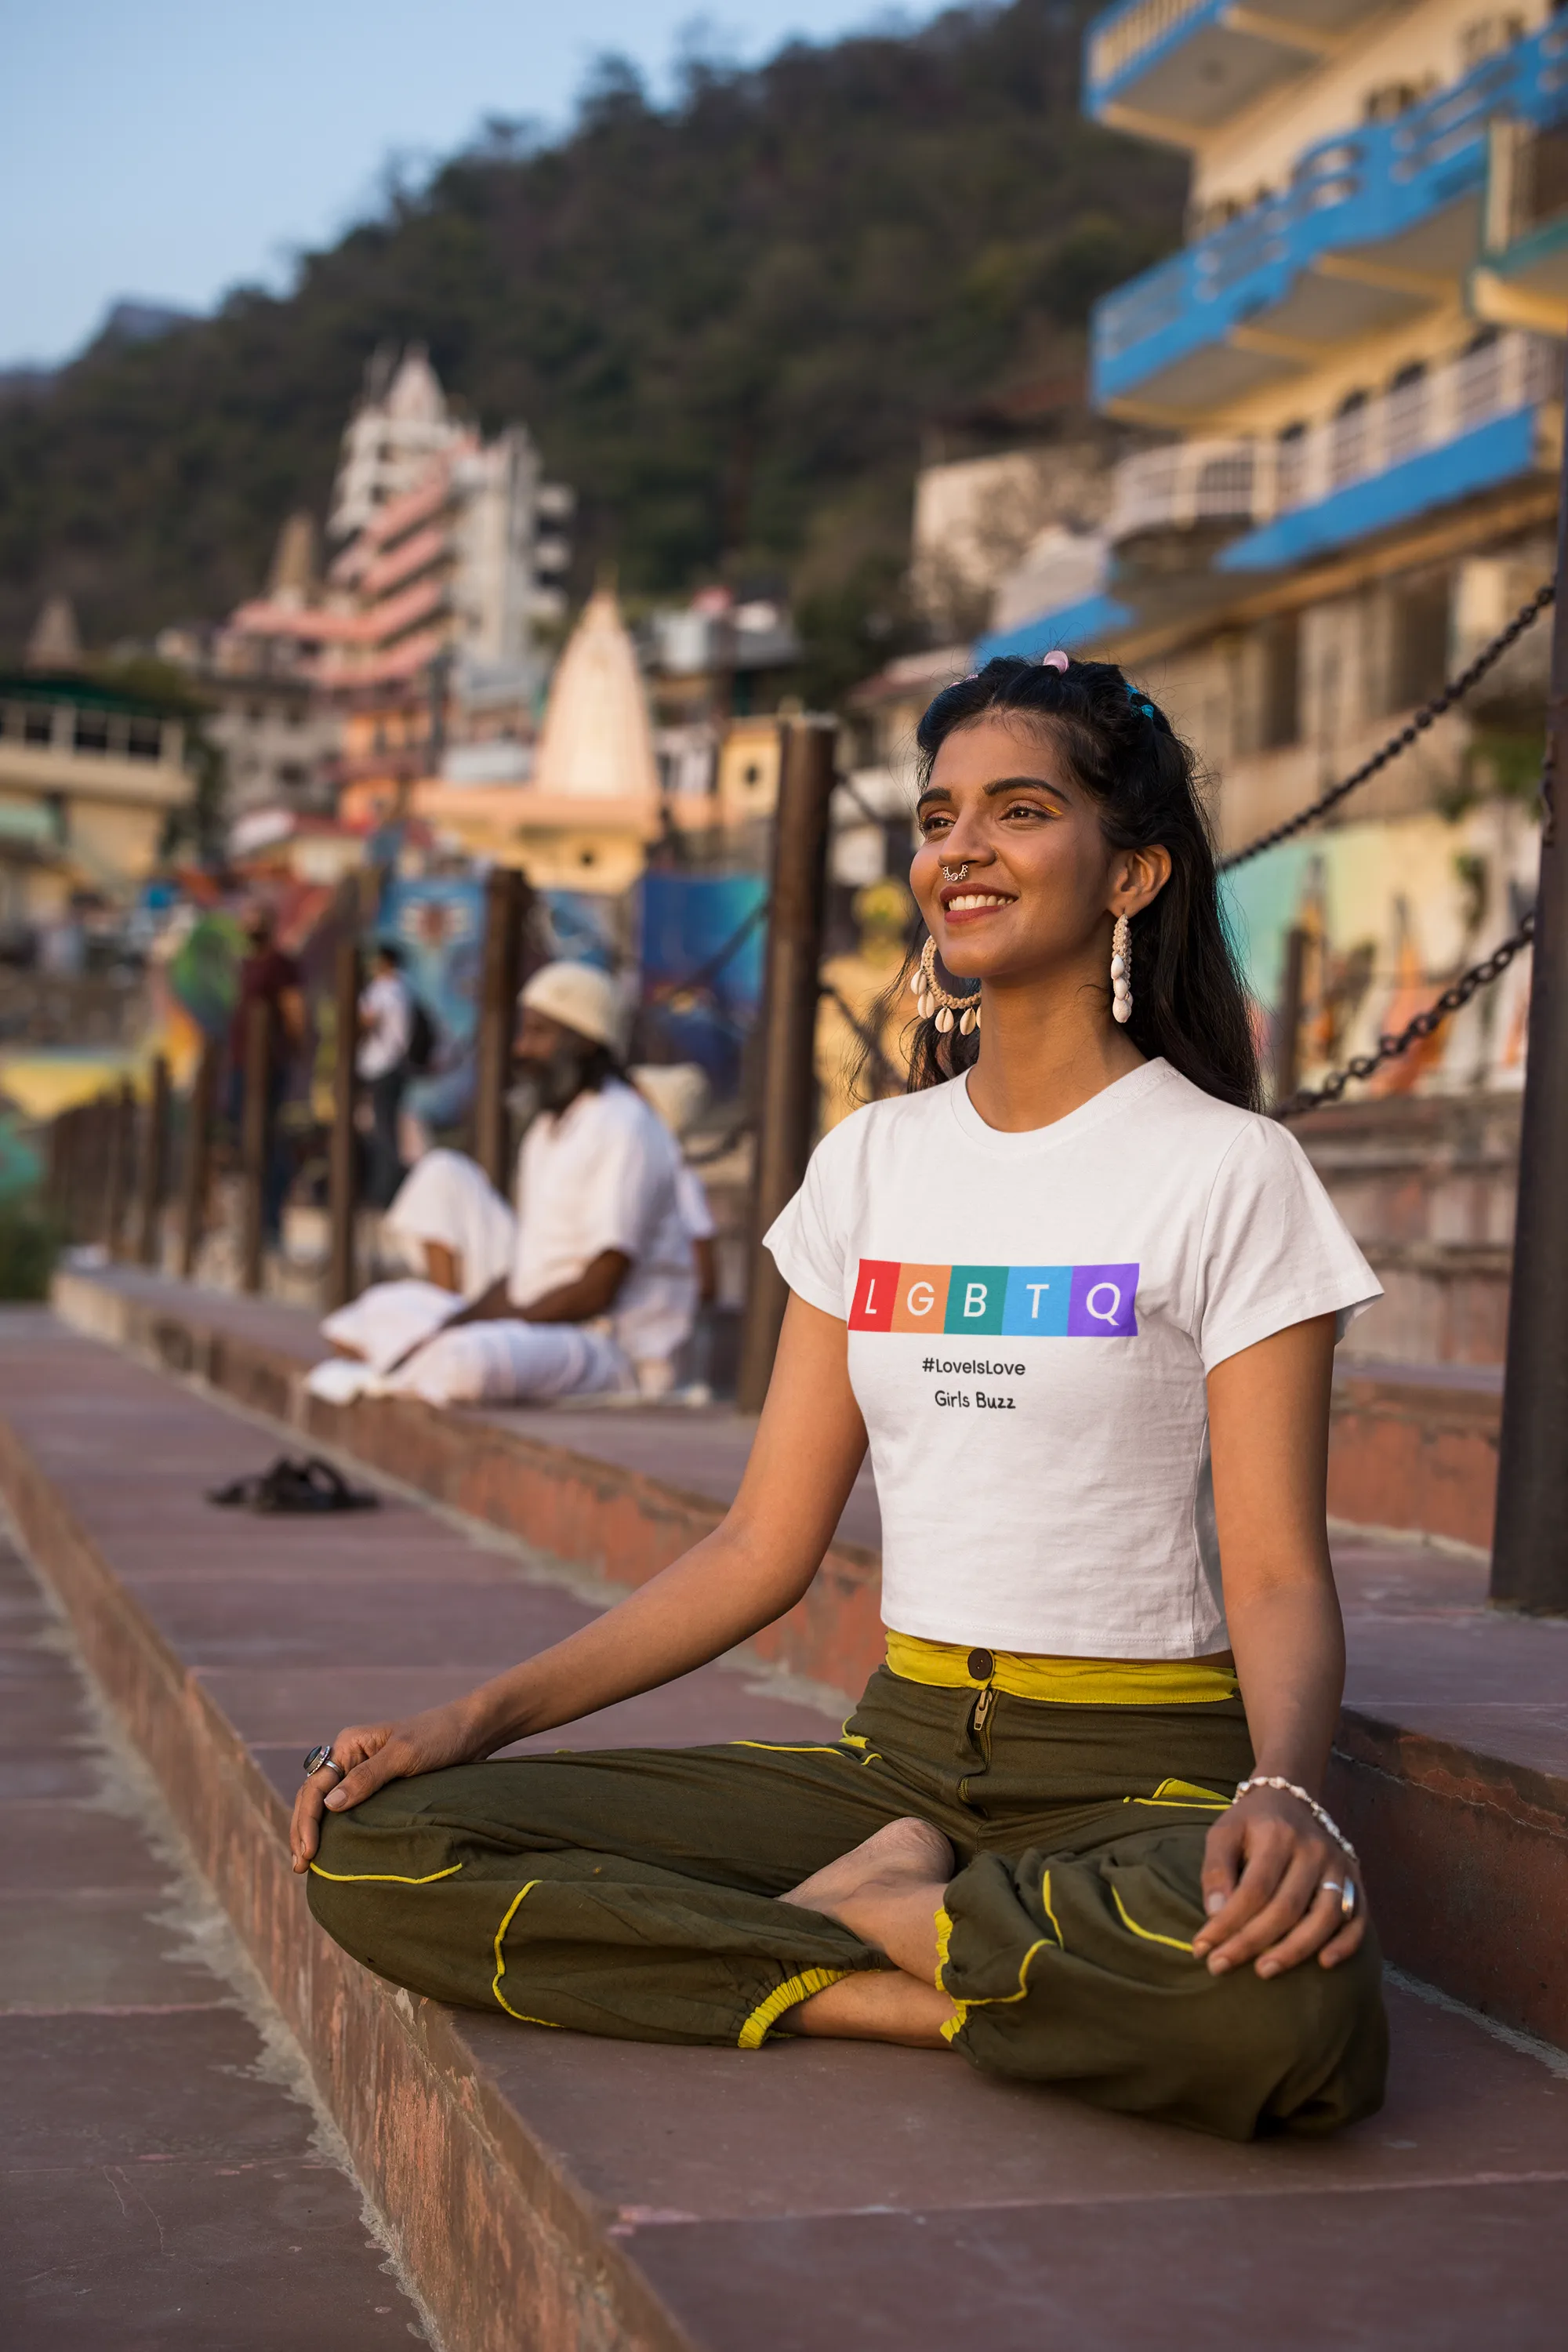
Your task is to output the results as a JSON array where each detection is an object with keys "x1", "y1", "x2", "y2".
[{"x1": 958, "y1": 1681, "x2": 996, "y2": 1808}]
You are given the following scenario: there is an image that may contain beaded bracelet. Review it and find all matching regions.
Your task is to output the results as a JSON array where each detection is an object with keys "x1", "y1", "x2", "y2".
[{"x1": 1232, "y1": 1775, "x2": 1357, "y2": 1863}]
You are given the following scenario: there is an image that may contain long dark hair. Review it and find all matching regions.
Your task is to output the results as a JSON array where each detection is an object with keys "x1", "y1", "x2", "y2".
[{"x1": 900, "y1": 655, "x2": 1258, "y2": 1110}]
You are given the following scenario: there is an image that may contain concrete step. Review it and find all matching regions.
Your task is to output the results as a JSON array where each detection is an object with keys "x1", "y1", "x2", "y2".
[
  {"x1": 5, "y1": 1313, "x2": 1568, "y2": 2350},
  {"x1": 0, "y1": 1514, "x2": 428, "y2": 2349}
]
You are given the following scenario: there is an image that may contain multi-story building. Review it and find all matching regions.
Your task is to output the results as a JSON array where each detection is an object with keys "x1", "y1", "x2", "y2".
[
  {"x1": 224, "y1": 349, "x2": 572, "y2": 825},
  {"x1": 993, "y1": 0, "x2": 1566, "y2": 1113},
  {"x1": 0, "y1": 669, "x2": 193, "y2": 919}
]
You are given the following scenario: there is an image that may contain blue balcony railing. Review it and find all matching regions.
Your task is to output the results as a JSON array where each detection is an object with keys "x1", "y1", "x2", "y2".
[{"x1": 1092, "y1": 20, "x2": 1568, "y2": 408}]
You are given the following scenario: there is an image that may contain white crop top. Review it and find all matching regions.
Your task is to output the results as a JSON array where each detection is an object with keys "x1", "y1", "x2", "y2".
[{"x1": 764, "y1": 1060, "x2": 1379, "y2": 1661}]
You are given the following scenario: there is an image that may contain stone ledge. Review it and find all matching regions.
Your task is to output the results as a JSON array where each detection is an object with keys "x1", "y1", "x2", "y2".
[{"x1": 0, "y1": 1400, "x2": 702, "y2": 2352}]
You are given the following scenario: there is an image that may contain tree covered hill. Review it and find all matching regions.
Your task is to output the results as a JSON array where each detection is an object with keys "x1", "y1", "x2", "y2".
[{"x1": 0, "y1": 1, "x2": 1183, "y2": 689}]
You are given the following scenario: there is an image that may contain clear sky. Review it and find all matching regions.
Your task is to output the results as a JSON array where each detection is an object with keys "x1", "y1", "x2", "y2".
[{"x1": 2, "y1": 2, "x2": 935, "y2": 368}]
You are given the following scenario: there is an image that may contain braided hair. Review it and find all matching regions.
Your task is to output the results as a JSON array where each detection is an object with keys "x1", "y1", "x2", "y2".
[{"x1": 900, "y1": 655, "x2": 1258, "y2": 1110}]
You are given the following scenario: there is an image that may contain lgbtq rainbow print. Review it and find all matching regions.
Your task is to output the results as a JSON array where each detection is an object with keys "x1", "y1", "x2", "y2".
[{"x1": 849, "y1": 1259, "x2": 1138, "y2": 1338}]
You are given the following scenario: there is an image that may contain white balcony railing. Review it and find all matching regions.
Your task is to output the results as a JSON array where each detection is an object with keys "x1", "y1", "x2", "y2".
[
  {"x1": 1106, "y1": 331, "x2": 1561, "y2": 544},
  {"x1": 1087, "y1": 0, "x2": 1214, "y2": 95}
]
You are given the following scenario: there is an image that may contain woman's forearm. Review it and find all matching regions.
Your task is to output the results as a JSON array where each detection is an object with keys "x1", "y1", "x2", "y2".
[
  {"x1": 456, "y1": 1515, "x2": 815, "y2": 1749},
  {"x1": 1225, "y1": 1575, "x2": 1345, "y2": 1793}
]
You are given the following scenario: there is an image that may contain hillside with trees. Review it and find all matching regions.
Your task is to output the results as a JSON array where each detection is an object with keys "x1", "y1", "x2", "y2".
[{"x1": 0, "y1": 0, "x2": 1183, "y2": 693}]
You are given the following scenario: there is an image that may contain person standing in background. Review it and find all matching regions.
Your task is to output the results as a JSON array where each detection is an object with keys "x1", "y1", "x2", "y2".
[
  {"x1": 358, "y1": 941, "x2": 413, "y2": 1210},
  {"x1": 230, "y1": 905, "x2": 307, "y2": 1241}
]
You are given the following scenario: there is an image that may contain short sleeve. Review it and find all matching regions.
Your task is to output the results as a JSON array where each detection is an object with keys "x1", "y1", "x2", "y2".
[
  {"x1": 763, "y1": 1127, "x2": 853, "y2": 1319},
  {"x1": 1194, "y1": 1119, "x2": 1381, "y2": 1372}
]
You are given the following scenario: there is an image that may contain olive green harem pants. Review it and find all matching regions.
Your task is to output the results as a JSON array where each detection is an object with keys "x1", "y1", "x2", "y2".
[{"x1": 307, "y1": 1661, "x2": 1387, "y2": 2142}]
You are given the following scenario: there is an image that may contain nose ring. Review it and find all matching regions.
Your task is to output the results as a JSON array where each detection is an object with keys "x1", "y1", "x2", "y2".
[{"x1": 941, "y1": 862, "x2": 970, "y2": 884}]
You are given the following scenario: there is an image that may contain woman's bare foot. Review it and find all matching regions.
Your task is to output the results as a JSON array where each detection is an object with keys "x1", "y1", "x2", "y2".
[{"x1": 781, "y1": 1817, "x2": 955, "y2": 1981}]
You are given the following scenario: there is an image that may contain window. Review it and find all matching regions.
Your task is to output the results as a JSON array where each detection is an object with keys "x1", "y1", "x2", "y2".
[
  {"x1": 1259, "y1": 615, "x2": 1301, "y2": 750},
  {"x1": 1460, "y1": 14, "x2": 1525, "y2": 67},
  {"x1": 1385, "y1": 361, "x2": 1429, "y2": 464},
  {"x1": 1276, "y1": 420, "x2": 1308, "y2": 508},
  {"x1": 1389, "y1": 579, "x2": 1450, "y2": 711},
  {"x1": 72, "y1": 711, "x2": 109, "y2": 753},
  {"x1": 1363, "y1": 82, "x2": 1420, "y2": 121}
]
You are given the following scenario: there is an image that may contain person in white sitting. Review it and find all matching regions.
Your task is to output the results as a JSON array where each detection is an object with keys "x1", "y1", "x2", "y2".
[{"x1": 310, "y1": 961, "x2": 695, "y2": 1408}]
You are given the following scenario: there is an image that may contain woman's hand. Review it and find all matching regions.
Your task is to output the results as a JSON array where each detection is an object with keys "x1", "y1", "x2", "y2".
[
  {"x1": 289, "y1": 1697, "x2": 487, "y2": 1873},
  {"x1": 1192, "y1": 1784, "x2": 1364, "y2": 1977}
]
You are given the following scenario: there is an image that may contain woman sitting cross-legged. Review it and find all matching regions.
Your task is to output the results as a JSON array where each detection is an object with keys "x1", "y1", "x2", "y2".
[{"x1": 291, "y1": 653, "x2": 1387, "y2": 2143}]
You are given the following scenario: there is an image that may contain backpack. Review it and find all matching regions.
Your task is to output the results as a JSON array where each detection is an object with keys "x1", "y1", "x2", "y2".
[{"x1": 405, "y1": 995, "x2": 437, "y2": 1075}]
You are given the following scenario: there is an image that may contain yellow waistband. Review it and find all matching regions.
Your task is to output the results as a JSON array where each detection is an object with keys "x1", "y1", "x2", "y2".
[{"x1": 885, "y1": 1630, "x2": 1240, "y2": 1708}]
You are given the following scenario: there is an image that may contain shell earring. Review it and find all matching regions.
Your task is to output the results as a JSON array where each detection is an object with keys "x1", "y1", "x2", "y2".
[
  {"x1": 909, "y1": 935, "x2": 982, "y2": 1036},
  {"x1": 1110, "y1": 914, "x2": 1132, "y2": 1025}
]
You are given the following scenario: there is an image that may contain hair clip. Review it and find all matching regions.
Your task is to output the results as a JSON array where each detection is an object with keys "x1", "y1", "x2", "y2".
[
  {"x1": 1040, "y1": 649, "x2": 1070, "y2": 673},
  {"x1": 1126, "y1": 685, "x2": 1157, "y2": 720}
]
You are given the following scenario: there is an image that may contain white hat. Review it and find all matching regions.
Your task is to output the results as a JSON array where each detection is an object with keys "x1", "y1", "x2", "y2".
[
  {"x1": 631, "y1": 1062, "x2": 710, "y2": 1139},
  {"x1": 518, "y1": 960, "x2": 629, "y2": 1054}
]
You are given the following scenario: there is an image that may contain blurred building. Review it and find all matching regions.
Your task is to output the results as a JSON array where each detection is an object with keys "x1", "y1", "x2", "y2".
[
  {"x1": 641, "y1": 585, "x2": 802, "y2": 828},
  {"x1": 414, "y1": 587, "x2": 659, "y2": 891},
  {"x1": 0, "y1": 665, "x2": 193, "y2": 923},
  {"x1": 213, "y1": 347, "x2": 571, "y2": 843},
  {"x1": 1011, "y1": 0, "x2": 1566, "y2": 1103},
  {"x1": 158, "y1": 517, "x2": 341, "y2": 825}
]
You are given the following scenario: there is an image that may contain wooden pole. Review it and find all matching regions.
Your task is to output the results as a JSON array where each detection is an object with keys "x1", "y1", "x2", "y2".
[
  {"x1": 1274, "y1": 926, "x2": 1308, "y2": 1102},
  {"x1": 238, "y1": 999, "x2": 270, "y2": 1294},
  {"x1": 64, "y1": 1104, "x2": 89, "y2": 1244},
  {"x1": 47, "y1": 1109, "x2": 73, "y2": 1240},
  {"x1": 178, "y1": 1040, "x2": 218, "y2": 1279},
  {"x1": 736, "y1": 716, "x2": 837, "y2": 1413},
  {"x1": 1491, "y1": 393, "x2": 1568, "y2": 1609},
  {"x1": 326, "y1": 933, "x2": 361, "y2": 1311},
  {"x1": 474, "y1": 865, "x2": 529, "y2": 1191},
  {"x1": 103, "y1": 1081, "x2": 136, "y2": 1258},
  {"x1": 135, "y1": 1054, "x2": 171, "y2": 1269}
]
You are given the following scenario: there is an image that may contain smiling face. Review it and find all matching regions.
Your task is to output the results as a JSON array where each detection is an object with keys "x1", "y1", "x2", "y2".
[{"x1": 910, "y1": 713, "x2": 1170, "y2": 991}]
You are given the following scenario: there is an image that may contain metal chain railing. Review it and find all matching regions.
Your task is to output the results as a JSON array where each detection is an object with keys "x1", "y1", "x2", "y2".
[
  {"x1": 1221, "y1": 579, "x2": 1555, "y2": 873},
  {"x1": 1272, "y1": 908, "x2": 1535, "y2": 1121}
]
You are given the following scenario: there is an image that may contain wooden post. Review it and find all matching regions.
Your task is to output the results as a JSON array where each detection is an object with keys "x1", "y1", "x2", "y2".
[
  {"x1": 103, "y1": 1081, "x2": 136, "y2": 1258},
  {"x1": 178, "y1": 1040, "x2": 217, "y2": 1279},
  {"x1": 474, "y1": 865, "x2": 529, "y2": 1191},
  {"x1": 238, "y1": 999, "x2": 270, "y2": 1294},
  {"x1": 326, "y1": 933, "x2": 360, "y2": 1310},
  {"x1": 48, "y1": 1109, "x2": 74, "y2": 1240},
  {"x1": 736, "y1": 716, "x2": 838, "y2": 1413},
  {"x1": 1492, "y1": 390, "x2": 1568, "y2": 1609},
  {"x1": 1274, "y1": 926, "x2": 1308, "y2": 1102},
  {"x1": 64, "y1": 1104, "x2": 89, "y2": 1243},
  {"x1": 135, "y1": 1054, "x2": 171, "y2": 1268}
]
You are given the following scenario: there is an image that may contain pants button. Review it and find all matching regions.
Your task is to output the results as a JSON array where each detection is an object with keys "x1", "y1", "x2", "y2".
[{"x1": 967, "y1": 1647, "x2": 994, "y2": 1682}]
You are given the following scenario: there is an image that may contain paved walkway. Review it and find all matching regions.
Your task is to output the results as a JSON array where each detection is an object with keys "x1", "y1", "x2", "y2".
[
  {"x1": 0, "y1": 1514, "x2": 427, "y2": 2347},
  {"x1": 4, "y1": 1309, "x2": 1568, "y2": 2348}
]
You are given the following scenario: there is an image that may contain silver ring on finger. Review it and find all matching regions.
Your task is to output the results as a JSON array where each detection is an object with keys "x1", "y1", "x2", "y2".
[
  {"x1": 1320, "y1": 1875, "x2": 1356, "y2": 1922},
  {"x1": 302, "y1": 1740, "x2": 346, "y2": 1783}
]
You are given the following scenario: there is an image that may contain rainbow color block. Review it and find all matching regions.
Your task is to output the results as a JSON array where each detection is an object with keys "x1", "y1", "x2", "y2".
[{"x1": 848, "y1": 1258, "x2": 1138, "y2": 1338}]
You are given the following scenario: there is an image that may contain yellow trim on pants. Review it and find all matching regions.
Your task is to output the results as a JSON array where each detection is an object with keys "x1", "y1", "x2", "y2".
[
  {"x1": 885, "y1": 1630, "x2": 1239, "y2": 1708},
  {"x1": 492, "y1": 1881, "x2": 564, "y2": 2027},
  {"x1": 738, "y1": 1967, "x2": 851, "y2": 2049}
]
